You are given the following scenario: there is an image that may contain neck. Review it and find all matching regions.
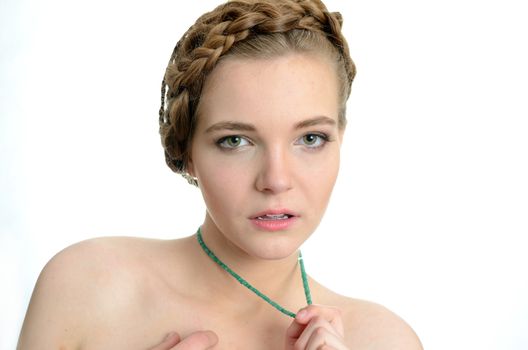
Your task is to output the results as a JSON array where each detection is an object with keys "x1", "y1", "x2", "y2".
[{"x1": 187, "y1": 215, "x2": 308, "y2": 316}]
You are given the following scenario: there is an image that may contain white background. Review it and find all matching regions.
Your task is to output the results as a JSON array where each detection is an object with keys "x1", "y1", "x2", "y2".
[{"x1": 1, "y1": 0, "x2": 527, "y2": 349}]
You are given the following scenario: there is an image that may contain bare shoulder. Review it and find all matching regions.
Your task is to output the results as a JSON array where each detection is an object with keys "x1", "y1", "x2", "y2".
[
  {"x1": 29, "y1": 236, "x2": 168, "y2": 299},
  {"x1": 341, "y1": 297, "x2": 422, "y2": 350},
  {"x1": 314, "y1": 283, "x2": 423, "y2": 350},
  {"x1": 17, "y1": 236, "x2": 177, "y2": 350}
]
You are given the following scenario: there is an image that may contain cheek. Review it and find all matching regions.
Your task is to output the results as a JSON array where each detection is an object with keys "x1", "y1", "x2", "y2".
[
  {"x1": 194, "y1": 156, "x2": 250, "y2": 212},
  {"x1": 300, "y1": 150, "x2": 340, "y2": 203}
]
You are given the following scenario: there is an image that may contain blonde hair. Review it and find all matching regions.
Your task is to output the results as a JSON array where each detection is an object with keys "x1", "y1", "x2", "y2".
[{"x1": 159, "y1": 0, "x2": 356, "y2": 179}]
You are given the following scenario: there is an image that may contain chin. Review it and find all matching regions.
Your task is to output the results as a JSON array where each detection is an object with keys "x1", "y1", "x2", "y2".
[{"x1": 243, "y1": 230, "x2": 310, "y2": 260}]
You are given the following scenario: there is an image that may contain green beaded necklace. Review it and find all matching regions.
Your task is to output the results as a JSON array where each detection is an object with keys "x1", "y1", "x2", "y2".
[{"x1": 196, "y1": 227, "x2": 312, "y2": 318}]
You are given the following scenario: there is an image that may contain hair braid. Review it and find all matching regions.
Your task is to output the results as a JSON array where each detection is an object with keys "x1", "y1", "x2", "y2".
[{"x1": 159, "y1": 0, "x2": 356, "y2": 177}]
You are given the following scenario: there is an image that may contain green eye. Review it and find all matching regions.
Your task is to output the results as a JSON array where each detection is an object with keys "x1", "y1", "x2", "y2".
[
  {"x1": 226, "y1": 136, "x2": 241, "y2": 147},
  {"x1": 217, "y1": 135, "x2": 250, "y2": 149},
  {"x1": 303, "y1": 134, "x2": 318, "y2": 145},
  {"x1": 297, "y1": 133, "x2": 328, "y2": 148}
]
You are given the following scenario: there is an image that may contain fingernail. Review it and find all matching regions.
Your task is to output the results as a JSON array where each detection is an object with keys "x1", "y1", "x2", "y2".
[{"x1": 296, "y1": 309, "x2": 307, "y2": 320}]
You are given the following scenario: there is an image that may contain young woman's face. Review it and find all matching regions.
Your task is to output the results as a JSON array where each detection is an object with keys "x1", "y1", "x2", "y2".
[{"x1": 189, "y1": 53, "x2": 344, "y2": 259}]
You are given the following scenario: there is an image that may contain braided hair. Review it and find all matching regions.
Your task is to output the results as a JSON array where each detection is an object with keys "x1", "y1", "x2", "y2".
[{"x1": 159, "y1": 0, "x2": 356, "y2": 182}]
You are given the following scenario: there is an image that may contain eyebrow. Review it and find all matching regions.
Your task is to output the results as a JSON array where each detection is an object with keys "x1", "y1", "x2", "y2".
[
  {"x1": 205, "y1": 121, "x2": 256, "y2": 133},
  {"x1": 204, "y1": 116, "x2": 336, "y2": 133},
  {"x1": 294, "y1": 116, "x2": 336, "y2": 129}
]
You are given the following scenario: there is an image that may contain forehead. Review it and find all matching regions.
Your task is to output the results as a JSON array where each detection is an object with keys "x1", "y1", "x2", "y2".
[{"x1": 195, "y1": 53, "x2": 340, "y2": 129}]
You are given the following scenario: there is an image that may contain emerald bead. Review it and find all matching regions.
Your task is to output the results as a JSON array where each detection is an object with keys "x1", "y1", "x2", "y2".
[{"x1": 196, "y1": 228, "x2": 312, "y2": 318}]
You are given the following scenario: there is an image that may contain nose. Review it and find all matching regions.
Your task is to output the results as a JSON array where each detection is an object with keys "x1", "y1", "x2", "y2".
[{"x1": 255, "y1": 146, "x2": 293, "y2": 194}]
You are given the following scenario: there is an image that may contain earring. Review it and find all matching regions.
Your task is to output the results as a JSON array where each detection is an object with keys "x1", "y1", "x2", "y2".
[{"x1": 182, "y1": 173, "x2": 198, "y2": 187}]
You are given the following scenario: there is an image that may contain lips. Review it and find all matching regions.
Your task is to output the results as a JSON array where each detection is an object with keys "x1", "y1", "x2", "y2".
[
  {"x1": 249, "y1": 209, "x2": 299, "y2": 231},
  {"x1": 255, "y1": 213, "x2": 292, "y2": 220},
  {"x1": 250, "y1": 209, "x2": 298, "y2": 220}
]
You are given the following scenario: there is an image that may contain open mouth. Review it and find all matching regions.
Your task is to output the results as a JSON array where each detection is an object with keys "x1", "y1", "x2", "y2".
[
  {"x1": 250, "y1": 212, "x2": 298, "y2": 231},
  {"x1": 255, "y1": 214, "x2": 293, "y2": 221},
  {"x1": 249, "y1": 209, "x2": 298, "y2": 231}
]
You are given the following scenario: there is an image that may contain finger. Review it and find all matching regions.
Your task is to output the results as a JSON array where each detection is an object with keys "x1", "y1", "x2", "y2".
[
  {"x1": 149, "y1": 332, "x2": 181, "y2": 350},
  {"x1": 295, "y1": 317, "x2": 342, "y2": 350},
  {"x1": 172, "y1": 330, "x2": 218, "y2": 350},
  {"x1": 304, "y1": 327, "x2": 348, "y2": 350},
  {"x1": 285, "y1": 325, "x2": 304, "y2": 348},
  {"x1": 295, "y1": 305, "x2": 345, "y2": 336},
  {"x1": 285, "y1": 318, "x2": 307, "y2": 346}
]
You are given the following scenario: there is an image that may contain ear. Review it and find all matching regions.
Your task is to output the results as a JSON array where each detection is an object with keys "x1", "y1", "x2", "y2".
[{"x1": 186, "y1": 155, "x2": 196, "y2": 177}]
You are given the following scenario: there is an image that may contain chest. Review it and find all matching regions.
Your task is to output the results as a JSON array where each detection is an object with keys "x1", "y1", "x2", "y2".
[{"x1": 81, "y1": 297, "x2": 293, "y2": 350}]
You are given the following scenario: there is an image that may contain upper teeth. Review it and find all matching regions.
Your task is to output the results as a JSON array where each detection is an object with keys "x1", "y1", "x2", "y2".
[{"x1": 258, "y1": 214, "x2": 289, "y2": 220}]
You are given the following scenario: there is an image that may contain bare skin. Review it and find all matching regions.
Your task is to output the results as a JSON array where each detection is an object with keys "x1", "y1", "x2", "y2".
[
  {"x1": 18, "y1": 236, "x2": 422, "y2": 349},
  {"x1": 18, "y1": 54, "x2": 423, "y2": 349}
]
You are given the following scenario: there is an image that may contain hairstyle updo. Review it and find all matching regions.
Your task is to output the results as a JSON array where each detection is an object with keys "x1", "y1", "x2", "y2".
[{"x1": 159, "y1": 0, "x2": 356, "y2": 183}]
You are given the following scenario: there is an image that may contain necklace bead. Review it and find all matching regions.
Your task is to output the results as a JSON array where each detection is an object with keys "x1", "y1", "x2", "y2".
[{"x1": 196, "y1": 227, "x2": 312, "y2": 318}]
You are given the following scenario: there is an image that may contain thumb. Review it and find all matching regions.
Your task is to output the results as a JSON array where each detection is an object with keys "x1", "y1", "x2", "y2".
[{"x1": 174, "y1": 330, "x2": 218, "y2": 349}]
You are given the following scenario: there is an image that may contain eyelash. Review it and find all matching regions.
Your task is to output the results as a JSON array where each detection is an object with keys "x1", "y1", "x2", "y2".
[
  {"x1": 295, "y1": 133, "x2": 331, "y2": 149},
  {"x1": 216, "y1": 135, "x2": 252, "y2": 149},
  {"x1": 215, "y1": 133, "x2": 331, "y2": 150}
]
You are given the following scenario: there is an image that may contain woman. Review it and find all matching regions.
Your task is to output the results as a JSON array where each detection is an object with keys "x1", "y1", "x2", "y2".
[{"x1": 18, "y1": 0, "x2": 422, "y2": 349}]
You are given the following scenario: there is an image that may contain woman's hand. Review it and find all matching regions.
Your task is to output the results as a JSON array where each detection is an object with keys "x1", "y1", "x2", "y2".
[
  {"x1": 285, "y1": 305, "x2": 349, "y2": 350},
  {"x1": 149, "y1": 331, "x2": 218, "y2": 350}
]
